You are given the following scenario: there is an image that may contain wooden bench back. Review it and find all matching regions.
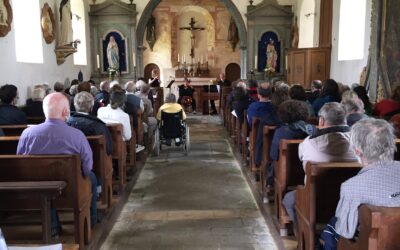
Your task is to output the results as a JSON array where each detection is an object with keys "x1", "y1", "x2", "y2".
[
  {"x1": 338, "y1": 205, "x2": 400, "y2": 250},
  {"x1": 0, "y1": 125, "x2": 28, "y2": 136},
  {"x1": 0, "y1": 136, "x2": 19, "y2": 154},
  {"x1": 296, "y1": 161, "x2": 362, "y2": 250},
  {"x1": 106, "y1": 123, "x2": 126, "y2": 159},
  {"x1": 87, "y1": 135, "x2": 113, "y2": 208},
  {"x1": 249, "y1": 117, "x2": 260, "y2": 172},
  {"x1": 276, "y1": 139, "x2": 304, "y2": 188},
  {"x1": 0, "y1": 154, "x2": 90, "y2": 210},
  {"x1": 261, "y1": 125, "x2": 277, "y2": 167}
]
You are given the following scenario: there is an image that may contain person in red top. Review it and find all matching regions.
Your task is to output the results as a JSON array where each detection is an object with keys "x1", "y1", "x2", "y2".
[{"x1": 374, "y1": 85, "x2": 400, "y2": 117}]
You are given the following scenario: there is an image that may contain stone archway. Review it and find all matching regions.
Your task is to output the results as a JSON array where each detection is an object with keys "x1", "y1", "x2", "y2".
[{"x1": 136, "y1": 0, "x2": 247, "y2": 78}]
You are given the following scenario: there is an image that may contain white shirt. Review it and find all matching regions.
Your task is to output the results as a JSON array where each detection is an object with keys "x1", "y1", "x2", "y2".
[{"x1": 97, "y1": 105, "x2": 131, "y2": 141}]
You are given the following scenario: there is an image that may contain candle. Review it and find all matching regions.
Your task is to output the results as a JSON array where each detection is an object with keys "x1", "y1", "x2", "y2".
[
  {"x1": 206, "y1": 55, "x2": 208, "y2": 62},
  {"x1": 96, "y1": 54, "x2": 100, "y2": 69},
  {"x1": 255, "y1": 55, "x2": 258, "y2": 70},
  {"x1": 201, "y1": 56, "x2": 203, "y2": 64},
  {"x1": 178, "y1": 53, "x2": 180, "y2": 62},
  {"x1": 184, "y1": 54, "x2": 186, "y2": 62},
  {"x1": 133, "y1": 53, "x2": 136, "y2": 67}
]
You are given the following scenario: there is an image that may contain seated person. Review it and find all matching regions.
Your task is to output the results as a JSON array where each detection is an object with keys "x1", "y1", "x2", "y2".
[
  {"x1": 0, "y1": 84, "x2": 27, "y2": 125},
  {"x1": 67, "y1": 91, "x2": 113, "y2": 155},
  {"x1": 136, "y1": 83, "x2": 157, "y2": 140},
  {"x1": 266, "y1": 100, "x2": 316, "y2": 185},
  {"x1": 319, "y1": 118, "x2": 400, "y2": 249},
  {"x1": 289, "y1": 84, "x2": 315, "y2": 117},
  {"x1": 53, "y1": 82, "x2": 64, "y2": 92},
  {"x1": 178, "y1": 78, "x2": 196, "y2": 113},
  {"x1": 232, "y1": 86, "x2": 250, "y2": 125},
  {"x1": 124, "y1": 81, "x2": 145, "y2": 132},
  {"x1": 247, "y1": 81, "x2": 274, "y2": 126},
  {"x1": 306, "y1": 80, "x2": 322, "y2": 104},
  {"x1": 97, "y1": 88, "x2": 131, "y2": 142},
  {"x1": 22, "y1": 85, "x2": 46, "y2": 117},
  {"x1": 341, "y1": 98, "x2": 368, "y2": 127},
  {"x1": 282, "y1": 102, "x2": 356, "y2": 233},
  {"x1": 93, "y1": 80, "x2": 110, "y2": 115},
  {"x1": 247, "y1": 79, "x2": 258, "y2": 101},
  {"x1": 16, "y1": 93, "x2": 98, "y2": 235},
  {"x1": 374, "y1": 85, "x2": 400, "y2": 117},
  {"x1": 312, "y1": 79, "x2": 341, "y2": 115},
  {"x1": 157, "y1": 93, "x2": 186, "y2": 121}
]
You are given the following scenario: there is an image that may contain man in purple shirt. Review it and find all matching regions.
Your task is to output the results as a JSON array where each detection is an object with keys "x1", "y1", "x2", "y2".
[{"x1": 17, "y1": 92, "x2": 97, "y2": 236}]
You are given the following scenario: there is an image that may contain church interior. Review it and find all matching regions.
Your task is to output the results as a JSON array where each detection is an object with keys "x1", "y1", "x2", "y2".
[{"x1": 1, "y1": 0, "x2": 400, "y2": 249}]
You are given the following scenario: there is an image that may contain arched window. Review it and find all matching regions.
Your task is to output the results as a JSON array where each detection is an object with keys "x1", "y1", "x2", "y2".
[
  {"x1": 71, "y1": 0, "x2": 87, "y2": 65},
  {"x1": 338, "y1": 0, "x2": 367, "y2": 61},
  {"x1": 12, "y1": 0, "x2": 43, "y2": 63}
]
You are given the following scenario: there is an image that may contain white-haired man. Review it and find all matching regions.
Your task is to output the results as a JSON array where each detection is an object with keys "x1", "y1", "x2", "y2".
[{"x1": 319, "y1": 118, "x2": 400, "y2": 249}]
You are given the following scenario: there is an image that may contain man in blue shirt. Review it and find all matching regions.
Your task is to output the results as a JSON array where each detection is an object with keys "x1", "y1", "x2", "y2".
[
  {"x1": 247, "y1": 81, "x2": 273, "y2": 126},
  {"x1": 17, "y1": 92, "x2": 98, "y2": 237}
]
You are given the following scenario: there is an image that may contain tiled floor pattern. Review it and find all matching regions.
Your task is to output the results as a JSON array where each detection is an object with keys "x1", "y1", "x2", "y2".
[{"x1": 100, "y1": 115, "x2": 279, "y2": 250}]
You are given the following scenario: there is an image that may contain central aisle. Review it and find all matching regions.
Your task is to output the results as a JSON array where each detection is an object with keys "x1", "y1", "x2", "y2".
[{"x1": 101, "y1": 115, "x2": 279, "y2": 250}]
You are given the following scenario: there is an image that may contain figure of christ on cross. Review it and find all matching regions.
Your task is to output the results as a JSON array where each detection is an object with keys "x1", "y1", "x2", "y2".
[{"x1": 180, "y1": 17, "x2": 205, "y2": 62}]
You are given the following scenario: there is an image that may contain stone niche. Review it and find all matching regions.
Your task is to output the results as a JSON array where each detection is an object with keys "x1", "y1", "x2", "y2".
[
  {"x1": 246, "y1": 0, "x2": 293, "y2": 80},
  {"x1": 142, "y1": 0, "x2": 240, "y2": 84},
  {"x1": 89, "y1": 0, "x2": 137, "y2": 82}
]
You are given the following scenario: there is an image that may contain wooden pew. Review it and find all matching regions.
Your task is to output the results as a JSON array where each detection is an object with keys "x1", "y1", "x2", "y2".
[
  {"x1": 338, "y1": 205, "x2": 400, "y2": 250},
  {"x1": 220, "y1": 86, "x2": 232, "y2": 115},
  {"x1": 0, "y1": 135, "x2": 114, "y2": 210},
  {"x1": 106, "y1": 124, "x2": 126, "y2": 191},
  {"x1": 274, "y1": 139, "x2": 304, "y2": 234},
  {"x1": 0, "y1": 136, "x2": 19, "y2": 154},
  {"x1": 0, "y1": 181, "x2": 66, "y2": 243},
  {"x1": 26, "y1": 116, "x2": 46, "y2": 124},
  {"x1": 152, "y1": 87, "x2": 164, "y2": 117},
  {"x1": 240, "y1": 110, "x2": 249, "y2": 164},
  {"x1": 260, "y1": 125, "x2": 277, "y2": 195},
  {"x1": 87, "y1": 135, "x2": 113, "y2": 209},
  {"x1": 229, "y1": 112, "x2": 237, "y2": 138},
  {"x1": 0, "y1": 125, "x2": 28, "y2": 136},
  {"x1": 295, "y1": 161, "x2": 362, "y2": 250},
  {"x1": 0, "y1": 155, "x2": 92, "y2": 249},
  {"x1": 127, "y1": 115, "x2": 137, "y2": 169},
  {"x1": 224, "y1": 102, "x2": 232, "y2": 130},
  {"x1": 249, "y1": 117, "x2": 260, "y2": 173}
]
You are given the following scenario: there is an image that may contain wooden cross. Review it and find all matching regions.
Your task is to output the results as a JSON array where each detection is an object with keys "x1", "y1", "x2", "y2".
[{"x1": 180, "y1": 17, "x2": 205, "y2": 61}]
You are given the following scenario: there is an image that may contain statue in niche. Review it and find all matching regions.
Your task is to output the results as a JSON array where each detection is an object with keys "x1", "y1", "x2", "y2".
[
  {"x1": 227, "y1": 16, "x2": 239, "y2": 51},
  {"x1": 107, "y1": 36, "x2": 119, "y2": 70},
  {"x1": 58, "y1": 0, "x2": 73, "y2": 46},
  {"x1": 291, "y1": 16, "x2": 299, "y2": 48},
  {"x1": 0, "y1": 1, "x2": 7, "y2": 26},
  {"x1": 266, "y1": 39, "x2": 277, "y2": 73},
  {"x1": 146, "y1": 14, "x2": 156, "y2": 51}
]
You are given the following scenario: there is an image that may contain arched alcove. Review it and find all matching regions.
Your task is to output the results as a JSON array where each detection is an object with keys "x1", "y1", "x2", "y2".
[
  {"x1": 225, "y1": 63, "x2": 241, "y2": 82},
  {"x1": 137, "y1": 0, "x2": 247, "y2": 78}
]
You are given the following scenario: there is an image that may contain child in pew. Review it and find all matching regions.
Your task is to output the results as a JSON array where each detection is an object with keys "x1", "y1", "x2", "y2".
[
  {"x1": 266, "y1": 100, "x2": 316, "y2": 186},
  {"x1": 318, "y1": 118, "x2": 400, "y2": 250}
]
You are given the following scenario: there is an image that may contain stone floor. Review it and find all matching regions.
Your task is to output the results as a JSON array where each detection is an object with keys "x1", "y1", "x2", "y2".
[{"x1": 100, "y1": 115, "x2": 280, "y2": 250}]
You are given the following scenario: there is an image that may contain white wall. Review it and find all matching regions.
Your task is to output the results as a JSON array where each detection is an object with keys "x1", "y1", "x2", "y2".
[
  {"x1": 0, "y1": 0, "x2": 92, "y2": 104},
  {"x1": 330, "y1": 0, "x2": 371, "y2": 85}
]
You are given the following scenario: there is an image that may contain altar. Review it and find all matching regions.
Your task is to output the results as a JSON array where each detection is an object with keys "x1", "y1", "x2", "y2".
[{"x1": 169, "y1": 77, "x2": 220, "y2": 114}]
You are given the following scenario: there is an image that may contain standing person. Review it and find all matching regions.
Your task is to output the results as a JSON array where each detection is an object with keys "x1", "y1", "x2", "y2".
[
  {"x1": 178, "y1": 78, "x2": 196, "y2": 113},
  {"x1": 148, "y1": 69, "x2": 161, "y2": 88},
  {"x1": 107, "y1": 36, "x2": 119, "y2": 70},
  {"x1": 58, "y1": 0, "x2": 72, "y2": 46},
  {"x1": 217, "y1": 73, "x2": 231, "y2": 87},
  {"x1": 17, "y1": 93, "x2": 98, "y2": 236}
]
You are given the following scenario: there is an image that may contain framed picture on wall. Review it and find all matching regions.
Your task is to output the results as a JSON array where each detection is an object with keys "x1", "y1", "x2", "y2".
[
  {"x1": 0, "y1": 0, "x2": 13, "y2": 37},
  {"x1": 41, "y1": 3, "x2": 56, "y2": 44},
  {"x1": 101, "y1": 31, "x2": 128, "y2": 74}
]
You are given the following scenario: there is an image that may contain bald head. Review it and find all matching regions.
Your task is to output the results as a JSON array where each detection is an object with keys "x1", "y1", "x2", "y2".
[{"x1": 42, "y1": 93, "x2": 70, "y2": 120}]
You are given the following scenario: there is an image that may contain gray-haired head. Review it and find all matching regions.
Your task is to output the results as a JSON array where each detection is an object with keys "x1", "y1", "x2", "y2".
[
  {"x1": 342, "y1": 98, "x2": 364, "y2": 114},
  {"x1": 165, "y1": 93, "x2": 176, "y2": 103},
  {"x1": 350, "y1": 118, "x2": 396, "y2": 164},
  {"x1": 69, "y1": 84, "x2": 78, "y2": 96},
  {"x1": 31, "y1": 87, "x2": 46, "y2": 101},
  {"x1": 90, "y1": 86, "x2": 98, "y2": 97},
  {"x1": 318, "y1": 102, "x2": 347, "y2": 126},
  {"x1": 125, "y1": 81, "x2": 135, "y2": 93},
  {"x1": 99, "y1": 81, "x2": 109, "y2": 91},
  {"x1": 74, "y1": 91, "x2": 94, "y2": 113},
  {"x1": 140, "y1": 83, "x2": 150, "y2": 95},
  {"x1": 136, "y1": 80, "x2": 146, "y2": 90},
  {"x1": 109, "y1": 80, "x2": 119, "y2": 89}
]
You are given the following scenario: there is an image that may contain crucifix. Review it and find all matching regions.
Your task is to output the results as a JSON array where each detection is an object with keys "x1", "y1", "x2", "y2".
[{"x1": 180, "y1": 17, "x2": 205, "y2": 62}]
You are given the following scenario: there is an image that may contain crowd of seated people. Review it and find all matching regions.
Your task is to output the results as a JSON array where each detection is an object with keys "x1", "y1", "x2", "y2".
[{"x1": 220, "y1": 76, "x2": 400, "y2": 250}]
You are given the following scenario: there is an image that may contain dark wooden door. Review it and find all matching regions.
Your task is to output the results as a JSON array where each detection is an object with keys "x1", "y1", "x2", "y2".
[{"x1": 225, "y1": 63, "x2": 241, "y2": 83}]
